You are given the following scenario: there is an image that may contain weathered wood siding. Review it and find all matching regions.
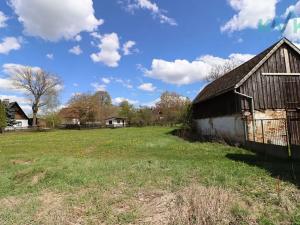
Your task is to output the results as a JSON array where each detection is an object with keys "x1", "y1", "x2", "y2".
[
  {"x1": 240, "y1": 43, "x2": 300, "y2": 110},
  {"x1": 192, "y1": 91, "x2": 241, "y2": 119}
]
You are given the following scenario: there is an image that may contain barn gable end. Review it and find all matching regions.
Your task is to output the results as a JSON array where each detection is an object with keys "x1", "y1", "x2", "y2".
[{"x1": 239, "y1": 42, "x2": 300, "y2": 111}]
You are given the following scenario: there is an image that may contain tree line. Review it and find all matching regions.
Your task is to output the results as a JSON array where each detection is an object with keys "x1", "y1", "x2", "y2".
[
  {"x1": 57, "y1": 90, "x2": 191, "y2": 127},
  {"x1": 0, "y1": 58, "x2": 242, "y2": 131},
  {"x1": 0, "y1": 66, "x2": 192, "y2": 130}
]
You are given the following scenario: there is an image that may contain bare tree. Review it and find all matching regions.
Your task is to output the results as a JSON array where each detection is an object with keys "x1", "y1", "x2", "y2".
[
  {"x1": 10, "y1": 67, "x2": 62, "y2": 127},
  {"x1": 206, "y1": 59, "x2": 243, "y2": 82}
]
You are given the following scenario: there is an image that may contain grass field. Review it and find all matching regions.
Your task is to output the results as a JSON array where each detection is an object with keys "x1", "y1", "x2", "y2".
[{"x1": 0, "y1": 127, "x2": 300, "y2": 225}]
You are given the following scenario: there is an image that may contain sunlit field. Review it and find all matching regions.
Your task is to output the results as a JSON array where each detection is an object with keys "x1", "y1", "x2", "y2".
[{"x1": 0, "y1": 127, "x2": 299, "y2": 224}]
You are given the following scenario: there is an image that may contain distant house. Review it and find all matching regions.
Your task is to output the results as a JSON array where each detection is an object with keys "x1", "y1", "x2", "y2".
[
  {"x1": 3, "y1": 100, "x2": 29, "y2": 130},
  {"x1": 192, "y1": 38, "x2": 300, "y2": 158},
  {"x1": 58, "y1": 107, "x2": 80, "y2": 125},
  {"x1": 105, "y1": 117, "x2": 127, "y2": 128}
]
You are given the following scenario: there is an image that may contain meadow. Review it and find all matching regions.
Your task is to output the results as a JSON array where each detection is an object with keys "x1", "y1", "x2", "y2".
[{"x1": 0, "y1": 127, "x2": 299, "y2": 225}]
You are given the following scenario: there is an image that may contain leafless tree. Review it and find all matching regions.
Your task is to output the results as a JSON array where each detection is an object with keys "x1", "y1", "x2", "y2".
[
  {"x1": 10, "y1": 67, "x2": 62, "y2": 127},
  {"x1": 206, "y1": 59, "x2": 242, "y2": 82}
]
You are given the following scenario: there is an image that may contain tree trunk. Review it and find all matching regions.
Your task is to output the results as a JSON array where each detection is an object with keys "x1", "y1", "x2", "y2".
[
  {"x1": 32, "y1": 103, "x2": 39, "y2": 128},
  {"x1": 32, "y1": 112, "x2": 37, "y2": 127}
]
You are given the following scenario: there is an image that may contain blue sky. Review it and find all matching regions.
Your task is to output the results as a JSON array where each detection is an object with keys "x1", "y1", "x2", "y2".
[{"x1": 0, "y1": 0, "x2": 300, "y2": 112}]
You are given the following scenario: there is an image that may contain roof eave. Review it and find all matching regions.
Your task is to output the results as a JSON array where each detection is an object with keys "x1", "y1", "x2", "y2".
[{"x1": 192, "y1": 87, "x2": 235, "y2": 104}]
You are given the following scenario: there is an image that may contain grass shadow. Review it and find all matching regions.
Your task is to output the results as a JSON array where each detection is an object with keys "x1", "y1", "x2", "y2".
[
  {"x1": 226, "y1": 153, "x2": 300, "y2": 188},
  {"x1": 167, "y1": 128, "x2": 200, "y2": 142},
  {"x1": 168, "y1": 128, "x2": 236, "y2": 147}
]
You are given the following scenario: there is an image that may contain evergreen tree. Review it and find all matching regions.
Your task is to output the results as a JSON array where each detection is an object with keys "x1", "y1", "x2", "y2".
[
  {"x1": 0, "y1": 101, "x2": 6, "y2": 133},
  {"x1": 4, "y1": 103, "x2": 16, "y2": 127}
]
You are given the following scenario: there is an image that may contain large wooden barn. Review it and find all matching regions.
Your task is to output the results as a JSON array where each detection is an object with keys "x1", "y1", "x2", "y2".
[{"x1": 192, "y1": 38, "x2": 300, "y2": 158}]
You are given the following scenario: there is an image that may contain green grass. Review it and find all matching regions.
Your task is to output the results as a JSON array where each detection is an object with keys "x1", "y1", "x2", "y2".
[{"x1": 0, "y1": 127, "x2": 299, "y2": 224}]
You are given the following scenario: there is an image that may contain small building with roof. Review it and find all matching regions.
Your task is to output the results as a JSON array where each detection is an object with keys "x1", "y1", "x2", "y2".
[
  {"x1": 2, "y1": 99, "x2": 29, "y2": 130},
  {"x1": 192, "y1": 38, "x2": 300, "y2": 157},
  {"x1": 105, "y1": 117, "x2": 127, "y2": 128}
]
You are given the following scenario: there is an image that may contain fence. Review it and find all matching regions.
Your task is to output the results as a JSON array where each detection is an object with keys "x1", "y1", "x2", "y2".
[
  {"x1": 245, "y1": 118, "x2": 300, "y2": 160},
  {"x1": 246, "y1": 118, "x2": 288, "y2": 146},
  {"x1": 60, "y1": 123, "x2": 102, "y2": 130}
]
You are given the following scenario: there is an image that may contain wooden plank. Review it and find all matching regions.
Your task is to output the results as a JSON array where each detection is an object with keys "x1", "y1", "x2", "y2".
[
  {"x1": 262, "y1": 73, "x2": 300, "y2": 76},
  {"x1": 284, "y1": 47, "x2": 291, "y2": 73}
]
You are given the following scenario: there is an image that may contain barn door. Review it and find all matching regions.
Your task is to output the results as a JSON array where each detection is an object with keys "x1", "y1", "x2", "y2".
[{"x1": 287, "y1": 111, "x2": 300, "y2": 147}]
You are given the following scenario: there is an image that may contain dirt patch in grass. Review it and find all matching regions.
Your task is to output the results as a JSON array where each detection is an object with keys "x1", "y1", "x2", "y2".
[
  {"x1": 167, "y1": 185, "x2": 235, "y2": 225},
  {"x1": 35, "y1": 191, "x2": 66, "y2": 224},
  {"x1": 0, "y1": 196, "x2": 22, "y2": 210},
  {"x1": 1, "y1": 183, "x2": 299, "y2": 225},
  {"x1": 134, "y1": 185, "x2": 240, "y2": 225},
  {"x1": 31, "y1": 171, "x2": 47, "y2": 185},
  {"x1": 136, "y1": 190, "x2": 176, "y2": 225},
  {"x1": 10, "y1": 159, "x2": 34, "y2": 165}
]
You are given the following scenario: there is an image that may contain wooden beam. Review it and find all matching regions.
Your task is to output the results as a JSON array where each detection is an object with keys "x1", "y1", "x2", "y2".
[
  {"x1": 262, "y1": 73, "x2": 300, "y2": 76},
  {"x1": 284, "y1": 47, "x2": 291, "y2": 73}
]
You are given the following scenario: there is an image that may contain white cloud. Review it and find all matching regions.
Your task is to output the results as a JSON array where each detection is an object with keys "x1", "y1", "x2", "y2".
[
  {"x1": 0, "y1": 63, "x2": 42, "y2": 93},
  {"x1": 46, "y1": 53, "x2": 54, "y2": 59},
  {"x1": 282, "y1": 2, "x2": 300, "y2": 42},
  {"x1": 121, "y1": 0, "x2": 177, "y2": 26},
  {"x1": 122, "y1": 40, "x2": 137, "y2": 55},
  {"x1": 283, "y1": 18, "x2": 300, "y2": 42},
  {"x1": 283, "y1": 1, "x2": 300, "y2": 18},
  {"x1": 10, "y1": 0, "x2": 103, "y2": 41},
  {"x1": 69, "y1": 45, "x2": 82, "y2": 55},
  {"x1": 0, "y1": 78, "x2": 18, "y2": 92},
  {"x1": 0, "y1": 11, "x2": 8, "y2": 28},
  {"x1": 90, "y1": 32, "x2": 102, "y2": 40},
  {"x1": 144, "y1": 53, "x2": 254, "y2": 85},
  {"x1": 91, "y1": 82, "x2": 106, "y2": 91},
  {"x1": 0, "y1": 37, "x2": 22, "y2": 54},
  {"x1": 112, "y1": 97, "x2": 138, "y2": 105},
  {"x1": 3, "y1": 63, "x2": 41, "y2": 75},
  {"x1": 90, "y1": 33, "x2": 121, "y2": 67},
  {"x1": 115, "y1": 78, "x2": 133, "y2": 89},
  {"x1": 138, "y1": 83, "x2": 156, "y2": 92},
  {"x1": 19, "y1": 104, "x2": 32, "y2": 114},
  {"x1": 0, "y1": 95, "x2": 30, "y2": 104},
  {"x1": 73, "y1": 83, "x2": 79, "y2": 87},
  {"x1": 102, "y1": 78, "x2": 111, "y2": 84},
  {"x1": 74, "y1": 34, "x2": 82, "y2": 42},
  {"x1": 221, "y1": 0, "x2": 278, "y2": 32}
]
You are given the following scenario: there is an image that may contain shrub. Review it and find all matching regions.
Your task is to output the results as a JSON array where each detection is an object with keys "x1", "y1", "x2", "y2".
[{"x1": 0, "y1": 101, "x2": 6, "y2": 133}]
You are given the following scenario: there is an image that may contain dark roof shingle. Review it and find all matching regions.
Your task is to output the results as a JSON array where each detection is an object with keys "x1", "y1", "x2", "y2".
[{"x1": 193, "y1": 41, "x2": 279, "y2": 104}]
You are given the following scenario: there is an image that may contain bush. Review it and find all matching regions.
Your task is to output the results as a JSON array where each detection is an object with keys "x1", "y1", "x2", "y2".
[{"x1": 0, "y1": 101, "x2": 6, "y2": 133}]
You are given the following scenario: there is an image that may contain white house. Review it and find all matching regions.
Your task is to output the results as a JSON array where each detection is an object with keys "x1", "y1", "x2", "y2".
[
  {"x1": 3, "y1": 100, "x2": 29, "y2": 130},
  {"x1": 105, "y1": 117, "x2": 127, "y2": 128}
]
